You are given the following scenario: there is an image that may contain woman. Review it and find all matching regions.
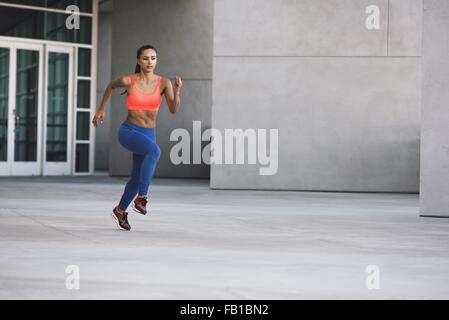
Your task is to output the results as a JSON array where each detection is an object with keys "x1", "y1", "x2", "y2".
[{"x1": 92, "y1": 44, "x2": 182, "y2": 231}]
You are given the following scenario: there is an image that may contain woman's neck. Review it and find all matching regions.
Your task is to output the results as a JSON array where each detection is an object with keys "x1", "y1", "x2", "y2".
[{"x1": 137, "y1": 71, "x2": 156, "y2": 83}]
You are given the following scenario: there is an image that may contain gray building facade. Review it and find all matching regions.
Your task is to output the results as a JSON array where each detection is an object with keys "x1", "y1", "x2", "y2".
[{"x1": 211, "y1": 0, "x2": 422, "y2": 192}]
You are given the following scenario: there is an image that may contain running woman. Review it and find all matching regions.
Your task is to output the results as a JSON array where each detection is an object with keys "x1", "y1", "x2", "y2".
[{"x1": 92, "y1": 44, "x2": 182, "y2": 231}]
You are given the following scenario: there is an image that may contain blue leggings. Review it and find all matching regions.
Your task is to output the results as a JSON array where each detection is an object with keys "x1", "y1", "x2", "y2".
[{"x1": 117, "y1": 121, "x2": 161, "y2": 211}]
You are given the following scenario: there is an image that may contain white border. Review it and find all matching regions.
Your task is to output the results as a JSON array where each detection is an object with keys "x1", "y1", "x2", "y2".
[
  {"x1": 73, "y1": 0, "x2": 97, "y2": 175},
  {"x1": 0, "y1": 35, "x2": 93, "y2": 49},
  {"x1": 90, "y1": 0, "x2": 98, "y2": 176},
  {"x1": 0, "y1": 41, "x2": 13, "y2": 175}
]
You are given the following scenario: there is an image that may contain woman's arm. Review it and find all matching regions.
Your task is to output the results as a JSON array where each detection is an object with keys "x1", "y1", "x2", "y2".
[
  {"x1": 163, "y1": 75, "x2": 182, "y2": 114},
  {"x1": 92, "y1": 75, "x2": 130, "y2": 127}
]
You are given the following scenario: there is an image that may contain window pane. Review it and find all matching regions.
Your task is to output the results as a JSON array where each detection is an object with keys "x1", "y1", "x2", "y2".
[
  {"x1": 76, "y1": 16, "x2": 92, "y2": 44},
  {"x1": 47, "y1": 0, "x2": 93, "y2": 13},
  {"x1": 77, "y1": 80, "x2": 90, "y2": 109},
  {"x1": 44, "y1": 9, "x2": 72, "y2": 42},
  {"x1": 78, "y1": 48, "x2": 91, "y2": 76},
  {"x1": 0, "y1": 7, "x2": 45, "y2": 40},
  {"x1": 45, "y1": 12, "x2": 92, "y2": 44},
  {"x1": 0, "y1": 1, "x2": 92, "y2": 13},
  {"x1": 0, "y1": 0, "x2": 47, "y2": 7},
  {"x1": 0, "y1": 48, "x2": 9, "y2": 162},
  {"x1": 75, "y1": 143, "x2": 89, "y2": 172},
  {"x1": 58, "y1": 0, "x2": 93, "y2": 13},
  {"x1": 46, "y1": 52, "x2": 69, "y2": 162},
  {"x1": 15, "y1": 49, "x2": 39, "y2": 162},
  {"x1": 0, "y1": 7, "x2": 92, "y2": 44},
  {"x1": 76, "y1": 111, "x2": 90, "y2": 141}
]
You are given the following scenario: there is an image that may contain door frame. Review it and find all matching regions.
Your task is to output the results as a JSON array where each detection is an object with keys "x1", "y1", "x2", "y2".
[
  {"x1": 0, "y1": 40, "x2": 13, "y2": 176},
  {"x1": 42, "y1": 44, "x2": 75, "y2": 176}
]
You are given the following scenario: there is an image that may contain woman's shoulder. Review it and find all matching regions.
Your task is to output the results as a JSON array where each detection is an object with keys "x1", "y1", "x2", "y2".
[
  {"x1": 115, "y1": 74, "x2": 133, "y2": 82},
  {"x1": 157, "y1": 74, "x2": 168, "y2": 85},
  {"x1": 110, "y1": 74, "x2": 131, "y2": 89}
]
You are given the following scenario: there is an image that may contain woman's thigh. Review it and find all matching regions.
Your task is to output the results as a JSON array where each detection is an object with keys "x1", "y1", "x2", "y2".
[{"x1": 118, "y1": 125, "x2": 158, "y2": 155}]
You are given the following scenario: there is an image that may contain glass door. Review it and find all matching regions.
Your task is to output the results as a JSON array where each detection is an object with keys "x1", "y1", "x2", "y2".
[
  {"x1": 0, "y1": 41, "x2": 44, "y2": 176},
  {"x1": 43, "y1": 45, "x2": 74, "y2": 175},
  {"x1": 0, "y1": 41, "x2": 74, "y2": 176}
]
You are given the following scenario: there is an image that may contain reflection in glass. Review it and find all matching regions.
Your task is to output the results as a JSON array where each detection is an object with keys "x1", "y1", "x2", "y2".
[
  {"x1": 46, "y1": 52, "x2": 69, "y2": 162},
  {"x1": 78, "y1": 48, "x2": 91, "y2": 76},
  {"x1": 15, "y1": 49, "x2": 38, "y2": 162},
  {"x1": 0, "y1": 48, "x2": 9, "y2": 161},
  {"x1": 45, "y1": 12, "x2": 91, "y2": 44},
  {"x1": 0, "y1": 1, "x2": 93, "y2": 13},
  {"x1": 75, "y1": 143, "x2": 89, "y2": 172},
  {"x1": 76, "y1": 16, "x2": 92, "y2": 44},
  {"x1": 76, "y1": 112, "x2": 90, "y2": 141},
  {"x1": 0, "y1": 7, "x2": 92, "y2": 44},
  {"x1": 77, "y1": 80, "x2": 90, "y2": 109}
]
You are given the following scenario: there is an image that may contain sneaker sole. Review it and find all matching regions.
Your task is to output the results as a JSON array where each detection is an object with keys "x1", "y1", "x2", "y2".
[
  {"x1": 111, "y1": 213, "x2": 129, "y2": 231},
  {"x1": 131, "y1": 202, "x2": 147, "y2": 215}
]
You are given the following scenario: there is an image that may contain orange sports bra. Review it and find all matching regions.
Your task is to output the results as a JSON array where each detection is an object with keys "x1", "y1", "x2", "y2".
[{"x1": 127, "y1": 74, "x2": 163, "y2": 111}]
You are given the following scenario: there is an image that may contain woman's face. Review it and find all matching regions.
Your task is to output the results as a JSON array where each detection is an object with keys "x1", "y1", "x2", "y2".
[{"x1": 138, "y1": 49, "x2": 157, "y2": 72}]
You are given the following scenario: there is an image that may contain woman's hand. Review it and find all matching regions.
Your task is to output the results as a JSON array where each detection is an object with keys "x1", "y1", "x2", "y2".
[
  {"x1": 173, "y1": 75, "x2": 182, "y2": 94},
  {"x1": 92, "y1": 109, "x2": 105, "y2": 128}
]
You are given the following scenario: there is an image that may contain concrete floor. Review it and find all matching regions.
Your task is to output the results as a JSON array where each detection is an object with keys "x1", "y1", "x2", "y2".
[{"x1": 0, "y1": 176, "x2": 448, "y2": 299}]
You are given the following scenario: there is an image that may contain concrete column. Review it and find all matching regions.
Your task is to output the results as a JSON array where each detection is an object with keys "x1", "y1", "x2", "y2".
[
  {"x1": 420, "y1": 0, "x2": 449, "y2": 217},
  {"x1": 95, "y1": 7, "x2": 112, "y2": 171}
]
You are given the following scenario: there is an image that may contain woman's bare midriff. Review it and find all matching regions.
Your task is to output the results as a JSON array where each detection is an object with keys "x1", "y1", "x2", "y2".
[{"x1": 127, "y1": 110, "x2": 158, "y2": 128}]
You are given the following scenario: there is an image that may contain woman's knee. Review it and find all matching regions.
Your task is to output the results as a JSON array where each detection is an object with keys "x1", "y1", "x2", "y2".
[
  {"x1": 150, "y1": 144, "x2": 161, "y2": 160},
  {"x1": 143, "y1": 144, "x2": 160, "y2": 160}
]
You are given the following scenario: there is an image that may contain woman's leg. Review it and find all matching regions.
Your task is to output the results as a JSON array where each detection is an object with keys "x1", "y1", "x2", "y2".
[
  {"x1": 118, "y1": 153, "x2": 144, "y2": 211},
  {"x1": 138, "y1": 143, "x2": 161, "y2": 196},
  {"x1": 118, "y1": 122, "x2": 161, "y2": 199}
]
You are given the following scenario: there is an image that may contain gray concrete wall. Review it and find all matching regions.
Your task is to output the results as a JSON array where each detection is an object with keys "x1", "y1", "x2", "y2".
[
  {"x1": 108, "y1": 0, "x2": 213, "y2": 178},
  {"x1": 95, "y1": 8, "x2": 112, "y2": 170},
  {"x1": 420, "y1": 0, "x2": 449, "y2": 216},
  {"x1": 211, "y1": 0, "x2": 422, "y2": 192}
]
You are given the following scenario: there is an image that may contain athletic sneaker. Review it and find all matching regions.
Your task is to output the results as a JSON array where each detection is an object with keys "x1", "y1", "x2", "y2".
[
  {"x1": 112, "y1": 206, "x2": 131, "y2": 231},
  {"x1": 132, "y1": 195, "x2": 148, "y2": 215}
]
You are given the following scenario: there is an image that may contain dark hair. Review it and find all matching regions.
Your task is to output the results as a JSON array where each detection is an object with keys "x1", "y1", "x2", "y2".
[
  {"x1": 121, "y1": 44, "x2": 158, "y2": 95},
  {"x1": 134, "y1": 44, "x2": 158, "y2": 73}
]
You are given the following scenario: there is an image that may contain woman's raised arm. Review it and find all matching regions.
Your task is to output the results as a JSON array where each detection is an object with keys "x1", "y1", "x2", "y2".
[{"x1": 162, "y1": 75, "x2": 182, "y2": 114}]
